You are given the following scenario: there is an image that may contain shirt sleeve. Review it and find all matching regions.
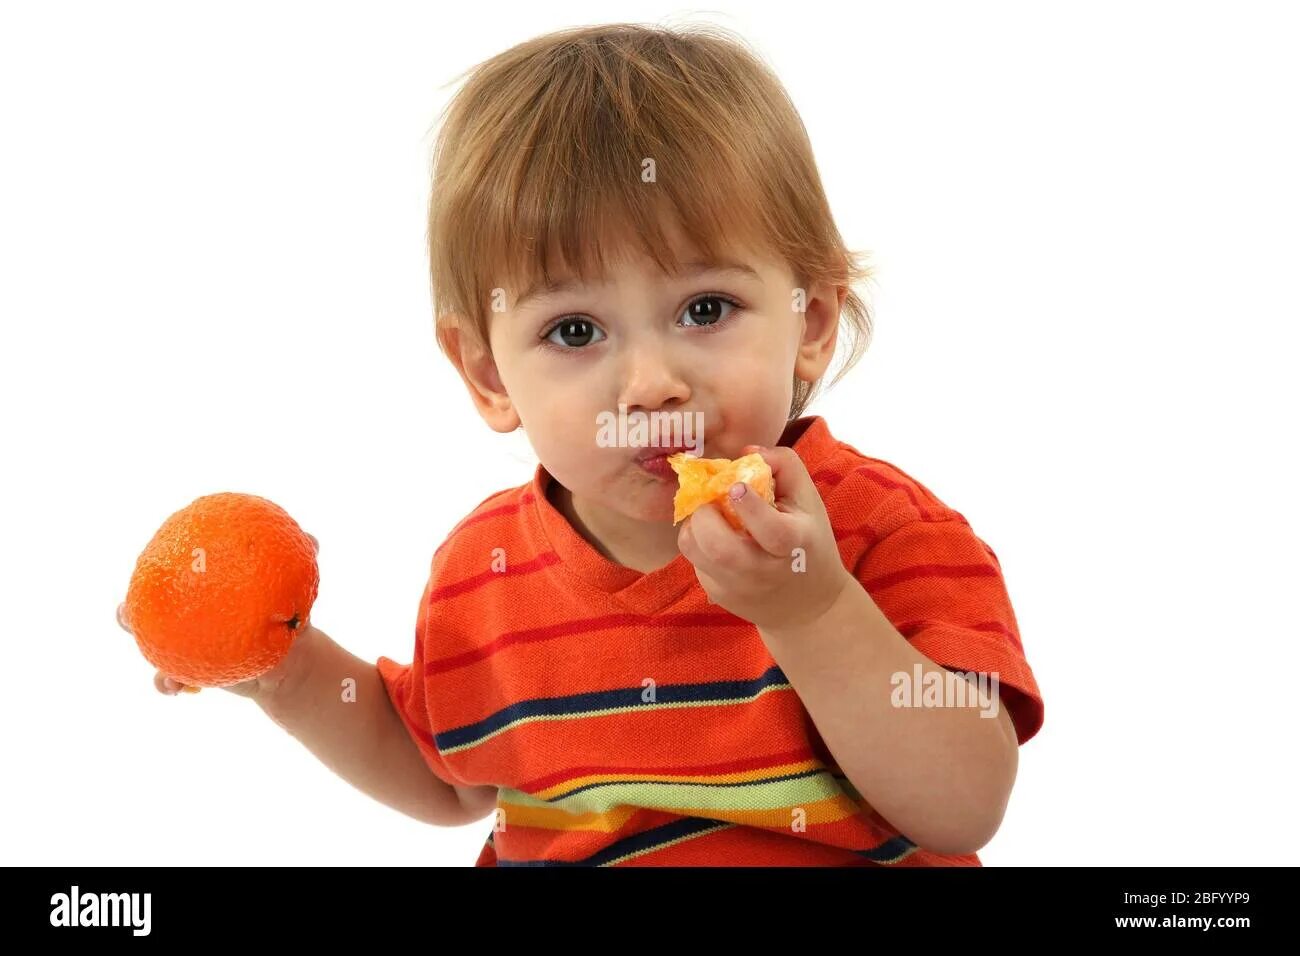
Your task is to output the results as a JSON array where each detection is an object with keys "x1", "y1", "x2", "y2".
[
  {"x1": 852, "y1": 513, "x2": 1044, "y2": 746},
  {"x1": 375, "y1": 565, "x2": 464, "y2": 789}
]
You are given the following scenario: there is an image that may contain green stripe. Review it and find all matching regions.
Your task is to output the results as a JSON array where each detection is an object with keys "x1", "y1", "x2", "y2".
[{"x1": 499, "y1": 767, "x2": 853, "y2": 816}]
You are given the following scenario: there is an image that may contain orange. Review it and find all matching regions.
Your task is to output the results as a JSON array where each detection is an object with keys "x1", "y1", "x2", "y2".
[
  {"x1": 122, "y1": 492, "x2": 318, "y2": 689},
  {"x1": 667, "y1": 452, "x2": 776, "y2": 530}
]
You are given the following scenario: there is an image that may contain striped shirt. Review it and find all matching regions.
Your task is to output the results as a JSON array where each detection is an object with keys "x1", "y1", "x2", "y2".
[{"x1": 377, "y1": 415, "x2": 1044, "y2": 866}]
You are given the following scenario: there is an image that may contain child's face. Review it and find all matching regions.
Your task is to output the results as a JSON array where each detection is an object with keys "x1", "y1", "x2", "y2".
[{"x1": 461, "y1": 221, "x2": 841, "y2": 528}]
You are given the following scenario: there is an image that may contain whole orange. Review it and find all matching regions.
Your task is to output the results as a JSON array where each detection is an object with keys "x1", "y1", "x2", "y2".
[{"x1": 123, "y1": 492, "x2": 318, "y2": 688}]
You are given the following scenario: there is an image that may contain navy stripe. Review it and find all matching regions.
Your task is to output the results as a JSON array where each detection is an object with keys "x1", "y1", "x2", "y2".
[
  {"x1": 856, "y1": 835, "x2": 919, "y2": 862},
  {"x1": 496, "y1": 817, "x2": 733, "y2": 867},
  {"x1": 435, "y1": 664, "x2": 791, "y2": 751},
  {"x1": 495, "y1": 816, "x2": 917, "y2": 867}
]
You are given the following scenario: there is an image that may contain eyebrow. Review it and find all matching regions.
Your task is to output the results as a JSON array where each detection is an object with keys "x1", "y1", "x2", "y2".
[{"x1": 514, "y1": 260, "x2": 760, "y2": 309}]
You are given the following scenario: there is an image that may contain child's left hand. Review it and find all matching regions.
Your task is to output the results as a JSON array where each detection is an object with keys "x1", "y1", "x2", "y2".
[{"x1": 676, "y1": 444, "x2": 854, "y2": 634}]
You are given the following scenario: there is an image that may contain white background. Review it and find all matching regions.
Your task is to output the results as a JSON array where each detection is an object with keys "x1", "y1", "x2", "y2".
[{"x1": 2, "y1": 0, "x2": 1296, "y2": 866}]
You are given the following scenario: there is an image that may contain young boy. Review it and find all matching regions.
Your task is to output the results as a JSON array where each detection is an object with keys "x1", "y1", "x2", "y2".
[{"x1": 130, "y1": 23, "x2": 1044, "y2": 866}]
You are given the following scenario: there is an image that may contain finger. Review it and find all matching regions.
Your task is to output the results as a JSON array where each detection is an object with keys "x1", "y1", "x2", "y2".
[
  {"x1": 675, "y1": 523, "x2": 721, "y2": 601},
  {"x1": 683, "y1": 502, "x2": 763, "y2": 569},
  {"x1": 154, "y1": 671, "x2": 180, "y2": 695},
  {"x1": 742, "y1": 445, "x2": 811, "y2": 511},
  {"x1": 306, "y1": 532, "x2": 319, "y2": 554},
  {"x1": 677, "y1": 511, "x2": 717, "y2": 567},
  {"x1": 116, "y1": 602, "x2": 131, "y2": 633},
  {"x1": 725, "y1": 480, "x2": 796, "y2": 558},
  {"x1": 154, "y1": 671, "x2": 200, "y2": 695}
]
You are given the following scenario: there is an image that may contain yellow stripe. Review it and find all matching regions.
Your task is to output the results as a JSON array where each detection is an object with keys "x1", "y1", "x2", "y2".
[
  {"x1": 499, "y1": 792, "x2": 863, "y2": 834},
  {"x1": 532, "y1": 757, "x2": 826, "y2": 800}
]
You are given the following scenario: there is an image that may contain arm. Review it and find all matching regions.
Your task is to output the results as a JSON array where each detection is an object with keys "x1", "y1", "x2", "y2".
[
  {"x1": 758, "y1": 575, "x2": 1019, "y2": 856},
  {"x1": 255, "y1": 623, "x2": 497, "y2": 827}
]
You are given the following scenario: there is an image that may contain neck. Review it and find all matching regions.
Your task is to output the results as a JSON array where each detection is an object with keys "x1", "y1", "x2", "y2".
[{"x1": 548, "y1": 479, "x2": 682, "y2": 573}]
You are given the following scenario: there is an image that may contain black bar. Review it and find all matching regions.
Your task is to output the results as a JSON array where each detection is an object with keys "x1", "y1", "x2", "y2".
[{"x1": 9, "y1": 866, "x2": 1280, "y2": 941}]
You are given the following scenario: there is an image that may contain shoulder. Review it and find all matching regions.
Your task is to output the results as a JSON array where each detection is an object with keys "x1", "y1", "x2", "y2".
[
  {"x1": 411, "y1": 478, "x2": 536, "y2": 595},
  {"x1": 809, "y1": 438, "x2": 1011, "y2": 573},
  {"x1": 439, "y1": 480, "x2": 536, "y2": 543},
  {"x1": 812, "y1": 439, "x2": 969, "y2": 540}
]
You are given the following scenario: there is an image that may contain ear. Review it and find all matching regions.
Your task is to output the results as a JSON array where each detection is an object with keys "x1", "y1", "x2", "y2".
[
  {"x1": 439, "y1": 316, "x2": 520, "y2": 433},
  {"x1": 793, "y1": 281, "x2": 845, "y2": 383}
]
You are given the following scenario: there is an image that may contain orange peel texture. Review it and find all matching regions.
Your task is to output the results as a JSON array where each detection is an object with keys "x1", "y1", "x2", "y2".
[
  {"x1": 667, "y1": 452, "x2": 776, "y2": 530},
  {"x1": 123, "y1": 492, "x2": 319, "y2": 688}
]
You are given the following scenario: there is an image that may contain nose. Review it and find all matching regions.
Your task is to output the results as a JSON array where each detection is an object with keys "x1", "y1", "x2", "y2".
[{"x1": 617, "y1": 339, "x2": 691, "y2": 412}]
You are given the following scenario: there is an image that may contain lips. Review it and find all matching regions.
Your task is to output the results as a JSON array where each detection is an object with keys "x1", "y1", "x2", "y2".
[{"x1": 634, "y1": 445, "x2": 691, "y2": 462}]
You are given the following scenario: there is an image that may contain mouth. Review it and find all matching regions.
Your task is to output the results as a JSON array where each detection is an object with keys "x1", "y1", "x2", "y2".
[
  {"x1": 634, "y1": 442, "x2": 703, "y2": 481},
  {"x1": 633, "y1": 444, "x2": 696, "y2": 462}
]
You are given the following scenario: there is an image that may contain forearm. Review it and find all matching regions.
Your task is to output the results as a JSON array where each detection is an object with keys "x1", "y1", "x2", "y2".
[
  {"x1": 758, "y1": 576, "x2": 1019, "y2": 856},
  {"x1": 255, "y1": 624, "x2": 471, "y2": 827}
]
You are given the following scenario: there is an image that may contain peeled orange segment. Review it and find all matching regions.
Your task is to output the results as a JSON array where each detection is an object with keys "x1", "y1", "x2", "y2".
[{"x1": 667, "y1": 452, "x2": 776, "y2": 530}]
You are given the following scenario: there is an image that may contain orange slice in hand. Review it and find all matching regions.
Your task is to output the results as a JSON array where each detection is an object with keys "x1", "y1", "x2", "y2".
[{"x1": 667, "y1": 452, "x2": 776, "y2": 530}]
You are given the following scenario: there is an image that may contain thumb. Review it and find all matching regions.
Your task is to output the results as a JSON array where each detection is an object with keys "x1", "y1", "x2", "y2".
[{"x1": 741, "y1": 444, "x2": 811, "y2": 512}]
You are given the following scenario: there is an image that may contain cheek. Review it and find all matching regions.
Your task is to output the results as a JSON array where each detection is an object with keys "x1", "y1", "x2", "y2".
[
  {"x1": 709, "y1": 326, "x2": 795, "y2": 391},
  {"x1": 708, "y1": 330, "x2": 797, "y2": 430},
  {"x1": 522, "y1": 398, "x2": 615, "y2": 473}
]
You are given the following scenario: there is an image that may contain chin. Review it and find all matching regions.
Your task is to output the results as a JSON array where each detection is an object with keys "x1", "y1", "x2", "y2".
[{"x1": 622, "y1": 489, "x2": 677, "y2": 524}]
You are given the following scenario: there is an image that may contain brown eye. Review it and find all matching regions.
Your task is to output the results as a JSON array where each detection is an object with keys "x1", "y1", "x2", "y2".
[
  {"x1": 542, "y1": 317, "x2": 606, "y2": 349},
  {"x1": 681, "y1": 295, "x2": 738, "y2": 328}
]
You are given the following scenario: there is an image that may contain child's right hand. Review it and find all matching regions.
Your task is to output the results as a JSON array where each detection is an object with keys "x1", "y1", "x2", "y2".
[{"x1": 119, "y1": 532, "x2": 320, "y2": 701}]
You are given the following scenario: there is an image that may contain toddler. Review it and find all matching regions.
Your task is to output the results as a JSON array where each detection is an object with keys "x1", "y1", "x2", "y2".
[{"x1": 123, "y1": 22, "x2": 1044, "y2": 866}]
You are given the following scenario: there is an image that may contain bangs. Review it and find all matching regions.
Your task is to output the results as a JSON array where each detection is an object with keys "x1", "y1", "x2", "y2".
[
  {"x1": 428, "y1": 23, "x2": 874, "y2": 419},
  {"x1": 430, "y1": 24, "x2": 814, "y2": 343},
  {"x1": 481, "y1": 93, "x2": 780, "y2": 306}
]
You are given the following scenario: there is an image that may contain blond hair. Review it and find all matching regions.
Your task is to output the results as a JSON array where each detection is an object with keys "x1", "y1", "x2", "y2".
[{"x1": 426, "y1": 22, "x2": 873, "y2": 420}]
